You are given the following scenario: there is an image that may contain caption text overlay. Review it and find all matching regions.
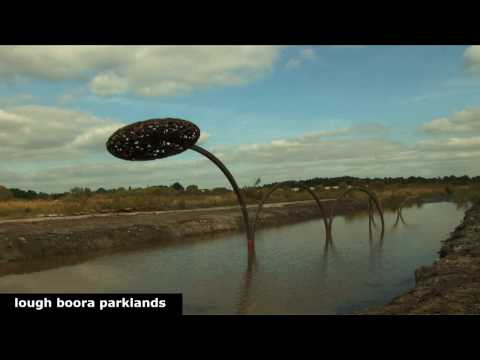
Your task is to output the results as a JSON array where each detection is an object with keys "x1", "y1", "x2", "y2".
[{"x1": 0, "y1": 294, "x2": 182, "y2": 314}]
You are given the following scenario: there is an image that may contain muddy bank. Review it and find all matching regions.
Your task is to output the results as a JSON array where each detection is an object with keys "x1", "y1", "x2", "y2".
[
  {"x1": 0, "y1": 199, "x2": 370, "y2": 269},
  {"x1": 365, "y1": 201, "x2": 480, "y2": 314}
]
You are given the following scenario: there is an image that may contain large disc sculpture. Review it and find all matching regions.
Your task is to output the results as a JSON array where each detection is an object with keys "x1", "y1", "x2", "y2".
[{"x1": 106, "y1": 118, "x2": 255, "y2": 256}]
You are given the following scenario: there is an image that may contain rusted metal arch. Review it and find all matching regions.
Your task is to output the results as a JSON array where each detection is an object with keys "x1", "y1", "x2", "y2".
[
  {"x1": 252, "y1": 182, "x2": 330, "y2": 241},
  {"x1": 329, "y1": 187, "x2": 385, "y2": 239}
]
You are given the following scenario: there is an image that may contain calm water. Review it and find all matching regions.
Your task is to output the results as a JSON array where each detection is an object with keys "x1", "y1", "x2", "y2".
[{"x1": 0, "y1": 202, "x2": 466, "y2": 314}]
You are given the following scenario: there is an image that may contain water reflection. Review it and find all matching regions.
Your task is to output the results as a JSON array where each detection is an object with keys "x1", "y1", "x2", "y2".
[
  {"x1": 319, "y1": 238, "x2": 338, "y2": 284},
  {"x1": 235, "y1": 220, "x2": 386, "y2": 314},
  {"x1": 236, "y1": 252, "x2": 258, "y2": 314},
  {"x1": 0, "y1": 202, "x2": 466, "y2": 314},
  {"x1": 393, "y1": 208, "x2": 407, "y2": 228},
  {"x1": 368, "y1": 224, "x2": 384, "y2": 273}
]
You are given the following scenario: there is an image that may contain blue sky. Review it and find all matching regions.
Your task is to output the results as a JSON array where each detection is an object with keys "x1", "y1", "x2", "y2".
[{"x1": 1, "y1": 45, "x2": 480, "y2": 192}]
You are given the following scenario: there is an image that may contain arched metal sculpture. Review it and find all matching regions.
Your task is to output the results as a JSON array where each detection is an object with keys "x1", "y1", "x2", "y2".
[
  {"x1": 106, "y1": 118, "x2": 386, "y2": 258},
  {"x1": 329, "y1": 187, "x2": 385, "y2": 239},
  {"x1": 252, "y1": 182, "x2": 330, "y2": 241},
  {"x1": 251, "y1": 185, "x2": 385, "y2": 242},
  {"x1": 106, "y1": 118, "x2": 255, "y2": 256}
]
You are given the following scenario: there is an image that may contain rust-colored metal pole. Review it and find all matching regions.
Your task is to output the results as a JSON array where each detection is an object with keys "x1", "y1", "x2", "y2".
[{"x1": 190, "y1": 145, "x2": 255, "y2": 256}]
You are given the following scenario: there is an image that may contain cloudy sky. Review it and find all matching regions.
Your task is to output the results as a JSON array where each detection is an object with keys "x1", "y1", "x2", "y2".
[{"x1": 1, "y1": 45, "x2": 480, "y2": 193}]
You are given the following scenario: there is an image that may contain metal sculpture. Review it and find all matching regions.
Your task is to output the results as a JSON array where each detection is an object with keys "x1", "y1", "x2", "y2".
[
  {"x1": 106, "y1": 118, "x2": 386, "y2": 256},
  {"x1": 107, "y1": 118, "x2": 200, "y2": 161},
  {"x1": 252, "y1": 182, "x2": 330, "y2": 241},
  {"x1": 329, "y1": 187, "x2": 385, "y2": 239},
  {"x1": 106, "y1": 118, "x2": 255, "y2": 256},
  {"x1": 251, "y1": 184, "x2": 385, "y2": 242}
]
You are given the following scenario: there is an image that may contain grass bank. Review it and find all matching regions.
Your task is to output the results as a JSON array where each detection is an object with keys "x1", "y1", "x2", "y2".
[{"x1": 0, "y1": 183, "x2": 475, "y2": 220}]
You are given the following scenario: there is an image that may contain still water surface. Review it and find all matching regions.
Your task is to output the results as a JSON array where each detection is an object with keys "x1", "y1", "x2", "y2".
[{"x1": 0, "y1": 202, "x2": 466, "y2": 314}]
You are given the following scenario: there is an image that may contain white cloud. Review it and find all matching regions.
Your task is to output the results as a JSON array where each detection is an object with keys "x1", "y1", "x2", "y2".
[
  {"x1": 90, "y1": 71, "x2": 129, "y2": 96},
  {"x1": 0, "y1": 105, "x2": 122, "y2": 160},
  {"x1": 417, "y1": 136, "x2": 480, "y2": 152},
  {"x1": 285, "y1": 47, "x2": 317, "y2": 69},
  {"x1": 3, "y1": 104, "x2": 480, "y2": 193},
  {"x1": 421, "y1": 107, "x2": 480, "y2": 135},
  {"x1": 198, "y1": 131, "x2": 211, "y2": 145},
  {"x1": 301, "y1": 48, "x2": 316, "y2": 60},
  {"x1": 465, "y1": 45, "x2": 480, "y2": 74},
  {"x1": 0, "y1": 46, "x2": 283, "y2": 97},
  {"x1": 0, "y1": 94, "x2": 36, "y2": 107}
]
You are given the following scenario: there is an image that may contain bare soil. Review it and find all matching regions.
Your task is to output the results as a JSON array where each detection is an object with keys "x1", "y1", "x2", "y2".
[{"x1": 365, "y1": 201, "x2": 480, "y2": 314}]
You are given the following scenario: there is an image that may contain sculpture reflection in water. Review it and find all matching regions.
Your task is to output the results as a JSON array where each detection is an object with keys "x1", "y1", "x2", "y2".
[
  {"x1": 392, "y1": 197, "x2": 420, "y2": 228},
  {"x1": 235, "y1": 221, "x2": 386, "y2": 314},
  {"x1": 318, "y1": 238, "x2": 338, "y2": 287},
  {"x1": 368, "y1": 221, "x2": 384, "y2": 272},
  {"x1": 322, "y1": 222, "x2": 385, "y2": 281},
  {"x1": 236, "y1": 252, "x2": 258, "y2": 315}
]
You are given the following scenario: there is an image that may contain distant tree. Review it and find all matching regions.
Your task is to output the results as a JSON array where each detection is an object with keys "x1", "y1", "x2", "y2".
[
  {"x1": 253, "y1": 178, "x2": 261, "y2": 187},
  {"x1": 96, "y1": 187, "x2": 107, "y2": 193},
  {"x1": 9, "y1": 188, "x2": 29, "y2": 199},
  {"x1": 186, "y1": 184, "x2": 199, "y2": 192},
  {"x1": 70, "y1": 187, "x2": 83, "y2": 195},
  {"x1": 0, "y1": 186, "x2": 14, "y2": 201},
  {"x1": 38, "y1": 192, "x2": 50, "y2": 199},
  {"x1": 70, "y1": 187, "x2": 93, "y2": 197},
  {"x1": 170, "y1": 182, "x2": 184, "y2": 192}
]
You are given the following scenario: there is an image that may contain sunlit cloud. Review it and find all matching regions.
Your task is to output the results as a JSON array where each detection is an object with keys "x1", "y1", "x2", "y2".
[{"x1": 0, "y1": 46, "x2": 284, "y2": 97}]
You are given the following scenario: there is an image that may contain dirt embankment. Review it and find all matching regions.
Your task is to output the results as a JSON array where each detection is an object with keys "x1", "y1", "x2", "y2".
[
  {"x1": 366, "y1": 202, "x2": 480, "y2": 314},
  {"x1": 0, "y1": 199, "x2": 369, "y2": 269}
]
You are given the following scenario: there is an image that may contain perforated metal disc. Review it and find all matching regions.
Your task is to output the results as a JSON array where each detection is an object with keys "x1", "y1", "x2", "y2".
[{"x1": 106, "y1": 118, "x2": 200, "y2": 161}]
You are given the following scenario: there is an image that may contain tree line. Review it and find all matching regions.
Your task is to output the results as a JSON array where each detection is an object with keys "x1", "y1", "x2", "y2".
[
  {"x1": 262, "y1": 175, "x2": 479, "y2": 188},
  {"x1": 1, "y1": 175, "x2": 479, "y2": 200}
]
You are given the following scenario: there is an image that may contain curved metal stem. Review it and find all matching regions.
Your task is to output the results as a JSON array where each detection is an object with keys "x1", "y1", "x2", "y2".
[
  {"x1": 190, "y1": 145, "x2": 254, "y2": 255},
  {"x1": 252, "y1": 181, "x2": 330, "y2": 241}
]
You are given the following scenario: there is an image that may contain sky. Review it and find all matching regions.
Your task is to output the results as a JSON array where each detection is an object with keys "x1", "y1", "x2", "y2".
[{"x1": 1, "y1": 45, "x2": 480, "y2": 193}]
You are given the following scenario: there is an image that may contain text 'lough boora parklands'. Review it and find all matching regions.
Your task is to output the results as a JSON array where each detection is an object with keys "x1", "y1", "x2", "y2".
[{"x1": 14, "y1": 297, "x2": 167, "y2": 311}]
